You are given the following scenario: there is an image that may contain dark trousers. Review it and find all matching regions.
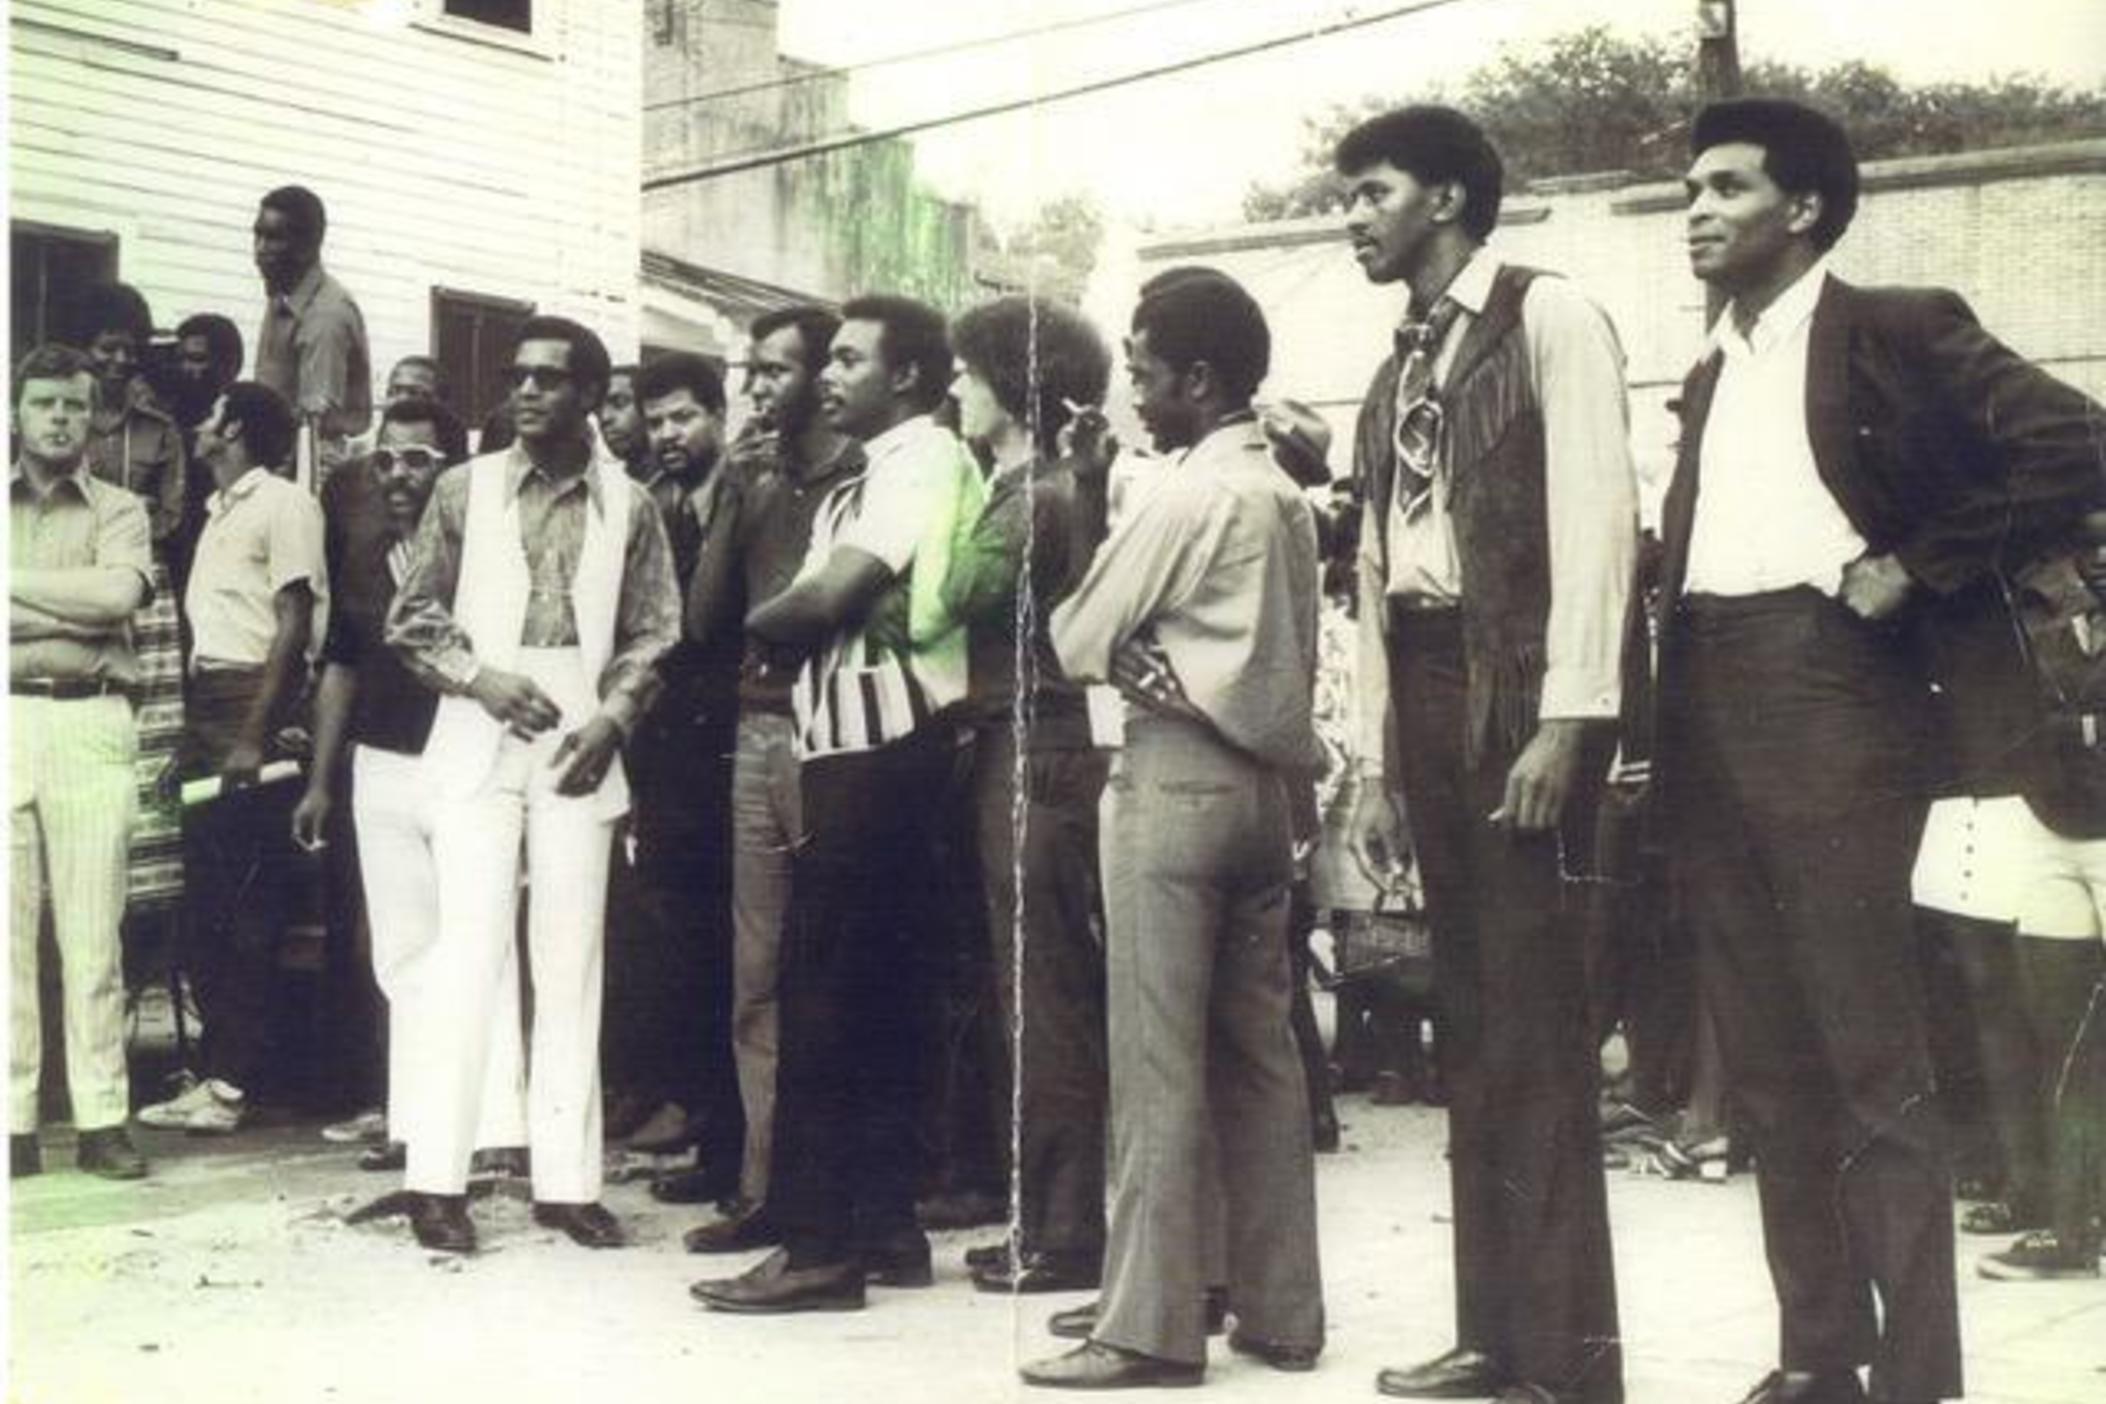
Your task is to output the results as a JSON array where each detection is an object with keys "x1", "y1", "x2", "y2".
[
  {"x1": 1388, "y1": 610, "x2": 1622, "y2": 1403},
  {"x1": 770, "y1": 732, "x2": 949, "y2": 1264},
  {"x1": 604, "y1": 711, "x2": 741, "y2": 1163},
  {"x1": 1917, "y1": 910, "x2": 2041, "y2": 1206},
  {"x1": 970, "y1": 725, "x2": 1109, "y2": 1260},
  {"x1": 180, "y1": 669, "x2": 297, "y2": 1094},
  {"x1": 1670, "y1": 589, "x2": 1957, "y2": 1402}
]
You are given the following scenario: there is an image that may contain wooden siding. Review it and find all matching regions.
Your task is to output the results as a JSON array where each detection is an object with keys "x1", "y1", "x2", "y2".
[{"x1": 9, "y1": 0, "x2": 643, "y2": 387}]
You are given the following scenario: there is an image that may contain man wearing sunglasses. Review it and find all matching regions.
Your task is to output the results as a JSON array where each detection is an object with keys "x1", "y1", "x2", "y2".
[
  {"x1": 1337, "y1": 107, "x2": 1639, "y2": 1404},
  {"x1": 291, "y1": 399, "x2": 528, "y2": 1241},
  {"x1": 388, "y1": 318, "x2": 681, "y2": 1253}
]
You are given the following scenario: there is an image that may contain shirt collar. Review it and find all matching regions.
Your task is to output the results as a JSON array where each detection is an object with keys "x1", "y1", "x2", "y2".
[
  {"x1": 1440, "y1": 249, "x2": 1501, "y2": 318},
  {"x1": 1714, "y1": 257, "x2": 1831, "y2": 359},
  {"x1": 503, "y1": 443, "x2": 607, "y2": 515},
  {"x1": 1180, "y1": 414, "x2": 1270, "y2": 468},
  {"x1": 862, "y1": 413, "x2": 939, "y2": 464},
  {"x1": 207, "y1": 465, "x2": 274, "y2": 516},
  {"x1": 276, "y1": 262, "x2": 327, "y2": 314},
  {"x1": 10, "y1": 459, "x2": 90, "y2": 502}
]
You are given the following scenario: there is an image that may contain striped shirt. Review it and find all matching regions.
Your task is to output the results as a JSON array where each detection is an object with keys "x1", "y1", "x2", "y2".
[{"x1": 790, "y1": 415, "x2": 980, "y2": 760}]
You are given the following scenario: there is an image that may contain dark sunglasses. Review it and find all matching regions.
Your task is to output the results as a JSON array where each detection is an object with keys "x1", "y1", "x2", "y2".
[{"x1": 505, "y1": 365, "x2": 574, "y2": 392}]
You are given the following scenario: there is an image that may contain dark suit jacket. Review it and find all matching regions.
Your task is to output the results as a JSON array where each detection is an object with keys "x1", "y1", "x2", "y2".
[{"x1": 1655, "y1": 274, "x2": 2106, "y2": 809}]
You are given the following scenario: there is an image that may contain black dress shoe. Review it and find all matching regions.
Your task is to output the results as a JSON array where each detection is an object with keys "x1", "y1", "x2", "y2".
[
  {"x1": 1375, "y1": 1346, "x2": 1508, "y2": 1398},
  {"x1": 410, "y1": 1193, "x2": 476, "y2": 1254},
  {"x1": 651, "y1": 1164, "x2": 741, "y2": 1205},
  {"x1": 357, "y1": 1141, "x2": 406, "y2": 1172},
  {"x1": 685, "y1": 1203, "x2": 781, "y2": 1254},
  {"x1": 1049, "y1": 1287, "x2": 1228, "y2": 1341},
  {"x1": 1228, "y1": 1331, "x2": 1320, "y2": 1372},
  {"x1": 966, "y1": 1238, "x2": 1013, "y2": 1271},
  {"x1": 1019, "y1": 1340, "x2": 1204, "y2": 1390},
  {"x1": 1733, "y1": 1370, "x2": 1866, "y2": 1404},
  {"x1": 10, "y1": 1132, "x2": 41, "y2": 1179},
  {"x1": 860, "y1": 1232, "x2": 934, "y2": 1287},
  {"x1": 532, "y1": 1200, "x2": 626, "y2": 1249},
  {"x1": 690, "y1": 1246, "x2": 866, "y2": 1313},
  {"x1": 75, "y1": 1126, "x2": 147, "y2": 1180},
  {"x1": 972, "y1": 1249, "x2": 1102, "y2": 1295}
]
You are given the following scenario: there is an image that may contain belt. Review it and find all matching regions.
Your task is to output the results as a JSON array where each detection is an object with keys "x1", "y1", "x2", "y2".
[{"x1": 11, "y1": 677, "x2": 123, "y2": 700}]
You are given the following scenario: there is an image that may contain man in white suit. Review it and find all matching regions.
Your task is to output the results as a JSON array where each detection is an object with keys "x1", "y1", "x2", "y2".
[{"x1": 388, "y1": 317, "x2": 680, "y2": 1253}]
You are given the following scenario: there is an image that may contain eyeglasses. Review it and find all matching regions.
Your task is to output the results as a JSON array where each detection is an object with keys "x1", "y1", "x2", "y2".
[
  {"x1": 504, "y1": 366, "x2": 574, "y2": 392},
  {"x1": 371, "y1": 446, "x2": 445, "y2": 473}
]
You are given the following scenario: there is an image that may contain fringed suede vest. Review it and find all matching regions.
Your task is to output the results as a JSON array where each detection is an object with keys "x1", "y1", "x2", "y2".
[{"x1": 1355, "y1": 263, "x2": 1552, "y2": 767}]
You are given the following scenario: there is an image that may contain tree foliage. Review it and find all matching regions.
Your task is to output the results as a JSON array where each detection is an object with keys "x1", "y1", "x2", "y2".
[
  {"x1": 1241, "y1": 26, "x2": 2106, "y2": 222},
  {"x1": 984, "y1": 193, "x2": 1106, "y2": 306}
]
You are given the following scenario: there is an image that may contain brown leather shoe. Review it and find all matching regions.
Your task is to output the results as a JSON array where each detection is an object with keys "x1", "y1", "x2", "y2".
[
  {"x1": 75, "y1": 1126, "x2": 147, "y2": 1180},
  {"x1": 410, "y1": 1193, "x2": 475, "y2": 1254},
  {"x1": 532, "y1": 1200, "x2": 626, "y2": 1249},
  {"x1": 690, "y1": 1246, "x2": 866, "y2": 1313},
  {"x1": 860, "y1": 1232, "x2": 934, "y2": 1288},
  {"x1": 1019, "y1": 1341, "x2": 1203, "y2": 1390},
  {"x1": 1375, "y1": 1347, "x2": 1508, "y2": 1398}
]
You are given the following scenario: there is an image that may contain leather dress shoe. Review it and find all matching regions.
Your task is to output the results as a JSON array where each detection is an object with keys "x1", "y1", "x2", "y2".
[
  {"x1": 410, "y1": 1193, "x2": 476, "y2": 1254},
  {"x1": 1019, "y1": 1340, "x2": 1203, "y2": 1390},
  {"x1": 1375, "y1": 1346, "x2": 1508, "y2": 1398},
  {"x1": 75, "y1": 1126, "x2": 147, "y2": 1180},
  {"x1": 532, "y1": 1200, "x2": 626, "y2": 1249},
  {"x1": 1227, "y1": 1331, "x2": 1320, "y2": 1372},
  {"x1": 685, "y1": 1202, "x2": 781, "y2": 1254},
  {"x1": 357, "y1": 1141, "x2": 406, "y2": 1173},
  {"x1": 1733, "y1": 1370, "x2": 1866, "y2": 1404},
  {"x1": 973, "y1": 1249, "x2": 1102, "y2": 1295},
  {"x1": 1050, "y1": 1287, "x2": 1228, "y2": 1341},
  {"x1": 966, "y1": 1238, "x2": 1012, "y2": 1270},
  {"x1": 1491, "y1": 1388, "x2": 1561, "y2": 1404},
  {"x1": 651, "y1": 1164, "x2": 741, "y2": 1205},
  {"x1": 690, "y1": 1247, "x2": 866, "y2": 1313},
  {"x1": 860, "y1": 1232, "x2": 934, "y2": 1287}
]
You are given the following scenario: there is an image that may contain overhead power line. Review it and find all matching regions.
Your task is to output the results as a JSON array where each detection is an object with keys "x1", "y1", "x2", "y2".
[
  {"x1": 644, "y1": 0, "x2": 1236, "y2": 114},
  {"x1": 641, "y1": 0, "x2": 1481, "y2": 192}
]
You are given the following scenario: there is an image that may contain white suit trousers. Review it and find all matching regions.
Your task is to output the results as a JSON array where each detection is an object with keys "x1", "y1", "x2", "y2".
[
  {"x1": 408, "y1": 648, "x2": 614, "y2": 1202},
  {"x1": 350, "y1": 743, "x2": 526, "y2": 1153}
]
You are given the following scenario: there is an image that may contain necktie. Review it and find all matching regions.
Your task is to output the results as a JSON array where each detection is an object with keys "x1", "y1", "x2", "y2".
[
  {"x1": 1391, "y1": 296, "x2": 1463, "y2": 519},
  {"x1": 387, "y1": 539, "x2": 412, "y2": 587}
]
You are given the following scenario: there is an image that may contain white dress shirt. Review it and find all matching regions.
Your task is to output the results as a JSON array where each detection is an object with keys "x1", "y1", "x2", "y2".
[
  {"x1": 185, "y1": 466, "x2": 327, "y2": 669},
  {"x1": 1684, "y1": 261, "x2": 1868, "y2": 598}
]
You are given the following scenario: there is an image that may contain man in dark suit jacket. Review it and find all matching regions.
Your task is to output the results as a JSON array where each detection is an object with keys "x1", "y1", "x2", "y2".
[{"x1": 1658, "y1": 98, "x2": 2104, "y2": 1404}]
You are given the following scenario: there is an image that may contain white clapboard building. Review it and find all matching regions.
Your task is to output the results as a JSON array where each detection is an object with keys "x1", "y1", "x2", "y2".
[{"x1": 9, "y1": 0, "x2": 643, "y2": 430}]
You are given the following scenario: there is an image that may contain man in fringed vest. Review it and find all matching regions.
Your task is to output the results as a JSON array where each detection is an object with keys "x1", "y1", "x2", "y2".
[
  {"x1": 387, "y1": 317, "x2": 680, "y2": 1254},
  {"x1": 1338, "y1": 107, "x2": 1639, "y2": 1404}
]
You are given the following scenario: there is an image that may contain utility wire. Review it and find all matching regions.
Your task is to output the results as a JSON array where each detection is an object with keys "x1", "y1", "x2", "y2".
[
  {"x1": 644, "y1": 0, "x2": 1237, "y2": 113},
  {"x1": 641, "y1": 0, "x2": 1482, "y2": 191}
]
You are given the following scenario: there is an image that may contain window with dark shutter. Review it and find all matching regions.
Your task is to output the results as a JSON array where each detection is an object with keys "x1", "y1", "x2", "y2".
[
  {"x1": 442, "y1": 0, "x2": 531, "y2": 35},
  {"x1": 10, "y1": 221, "x2": 120, "y2": 368},
  {"x1": 431, "y1": 287, "x2": 535, "y2": 432}
]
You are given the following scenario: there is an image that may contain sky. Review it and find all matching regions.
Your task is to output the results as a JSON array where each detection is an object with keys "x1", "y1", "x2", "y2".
[{"x1": 774, "y1": 0, "x2": 2106, "y2": 233}]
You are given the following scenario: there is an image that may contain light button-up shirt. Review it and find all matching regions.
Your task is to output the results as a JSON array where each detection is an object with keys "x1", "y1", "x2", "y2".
[{"x1": 1684, "y1": 260, "x2": 1868, "y2": 598}]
